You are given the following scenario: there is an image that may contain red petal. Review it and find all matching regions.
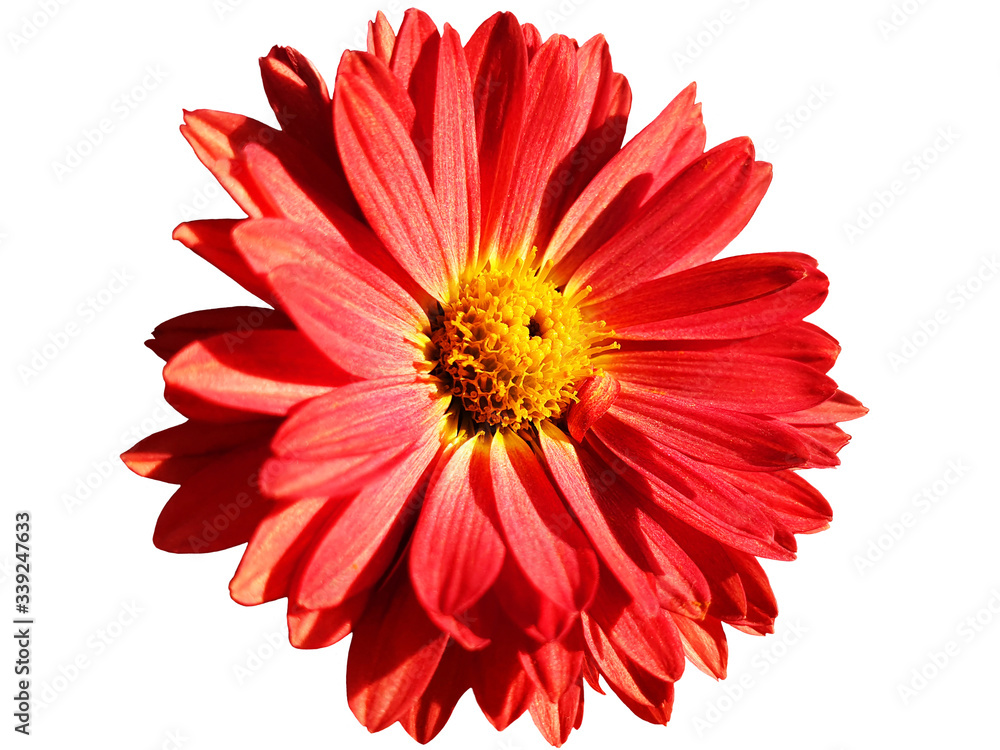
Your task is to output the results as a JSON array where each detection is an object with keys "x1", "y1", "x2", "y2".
[
  {"x1": 145, "y1": 305, "x2": 292, "y2": 362},
  {"x1": 163, "y1": 329, "x2": 348, "y2": 420},
  {"x1": 497, "y1": 34, "x2": 591, "y2": 260},
  {"x1": 172, "y1": 221, "x2": 271, "y2": 302},
  {"x1": 545, "y1": 82, "x2": 705, "y2": 275},
  {"x1": 262, "y1": 377, "x2": 446, "y2": 499},
  {"x1": 605, "y1": 349, "x2": 836, "y2": 414},
  {"x1": 777, "y1": 389, "x2": 869, "y2": 424},
  {"x1": 522, "y1": 22, "x2": 542, "y2": 58},
  {"x1": 292, "y1": 432, "x2": 440, "y2": 609},
  {"x1": 592, "y1": 252, "x2": 828, "y2": 341},
  {"x1": 431, "y1": 24, "x2": 482, "y2": 268},
  {"x1": 492, "y1": 431, "x2": 599, "y2": 614},
  {"x1": 287, "y1": 592, "x2": 368, "y2": 649},
  {"x1": 258, "y1": 46, "x2": 350, "y2": 193},
  {"x1": 465, "y1": 12, "x2": 529, "y2": 258},
  {"x1": 520, "y1": 638, "x2": 584, "y2": 702},
  {"x1": 229, "y1": 496, "x2": 334, "y2": 605},
  {"x1": 672, "y1": 612, "x2": 728, "y2": 679},
  {"x1": 398, "y1": 640, "x2": 471, "y2": 743},
  {"x1": 367, "y1": 11, "x2": 396, "y2": 65},
  {"x1": 569, "y1": 138, "x2": 771, "y2": 301},
  {"x1": 581, "y1": 612, "x2": 676, "y2": 721},
  {"x1": 471, "y1": 621, "x2": 535, "y2": 730},
  {"x1": 727, "y1": 321, "x2": 842, "y2": 373},
  {"x1": 347, "y1": 571, "x2": 449, "y2": 733},
  {"x1": 152, "y1": 442, "x2": 272, "y2": 554},
  {"x1": 537, "y1": 423, "x2": 659, "y2": 615},
  {"x1": 493, "y1": 556, "x2": 577, "y2": 643},
  {"x1": 633, "y1": 506, "x2": 711, "y2": 617},
  {"x1": 180, "y1": 110, "x2": 274, "y2": 216},
  {"x1": 528, "y1": 678, "x2": 583, "y2": 747},
  {"x1": 410, "y1": 434, "x2": 504, "y2": 649},
  {"x1": 232, "y1": 218, "x2": 428, "y2": 379},
  {"x1": 586, "y1": 423, "x2": 793, "y2": 559},
  {"x1": 588, "y1": 576, "x2": 685, "y2": 682},
  {"x1": 123, "y1": 418, "x2": 278, "y2": 484},
  {"x1": 335, "y1": 51, "x2": 455, "y2": 299},
  {"x1": 609, "y1": 382, "x2": 831, "y2": 470},
  {"x1": 566, "y1": 374, "x2": 621, "y2": 441},
  {"x1": 535, "y1": 39, "x2": 631, "y2": 252}
]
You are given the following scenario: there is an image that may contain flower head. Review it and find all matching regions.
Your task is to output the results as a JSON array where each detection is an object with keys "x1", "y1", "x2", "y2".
[{"x1": 124, "y1": 9, "x2": 865, "y2": 745}]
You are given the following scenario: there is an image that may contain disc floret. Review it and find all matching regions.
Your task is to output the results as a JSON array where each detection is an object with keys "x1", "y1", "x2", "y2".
[{"x1": 430, "y1": 252, "x2": 617, "y2": 431}]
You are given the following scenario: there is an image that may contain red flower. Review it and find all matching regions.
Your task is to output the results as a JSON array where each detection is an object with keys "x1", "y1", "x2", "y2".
[{"x1": 124, "y1": 9, "x2": 865, "y2": 746}]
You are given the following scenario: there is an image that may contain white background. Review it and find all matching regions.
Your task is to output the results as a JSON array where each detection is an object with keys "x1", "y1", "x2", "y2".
[{"x1": 3, "y1": 0, "x2": 999, "y2": 748}]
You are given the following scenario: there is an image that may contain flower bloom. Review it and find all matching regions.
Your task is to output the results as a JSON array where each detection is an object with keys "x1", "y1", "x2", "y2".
[{"x1": 123, "y1": 9, "x2": 865, "y2": 746}]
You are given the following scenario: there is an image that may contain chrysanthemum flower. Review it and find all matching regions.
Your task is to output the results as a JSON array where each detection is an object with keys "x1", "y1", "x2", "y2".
[{"x1": 124, "y1": 8, "x2": 864, "y2": 746}]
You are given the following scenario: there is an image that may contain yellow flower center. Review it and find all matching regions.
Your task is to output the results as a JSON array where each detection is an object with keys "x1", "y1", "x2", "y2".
[{"x1": 430, "y1": 252, "x2": 617, "y2": 431}]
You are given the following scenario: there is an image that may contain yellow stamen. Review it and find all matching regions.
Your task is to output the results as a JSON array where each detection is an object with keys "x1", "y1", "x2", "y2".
[{"x1": 429, "y1": 249, "x2": 618, "y2": 431}]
